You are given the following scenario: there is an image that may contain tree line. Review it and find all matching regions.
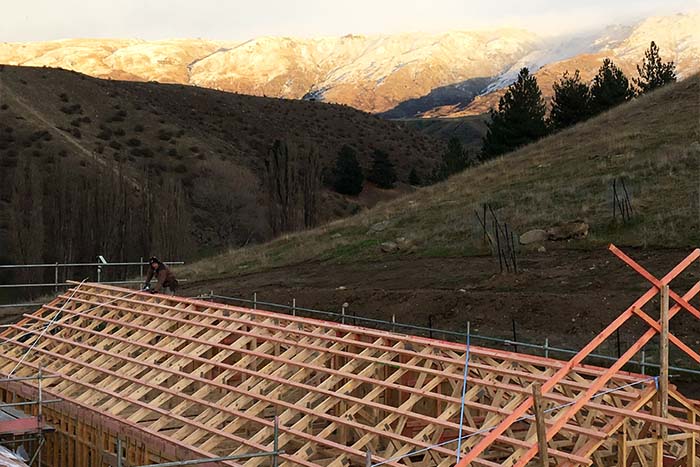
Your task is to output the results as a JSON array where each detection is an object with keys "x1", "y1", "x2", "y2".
[
  {"x1": 2, "y1": 156, "x2": 191, "y2": 277},
  {"x1": 320, "y1": 42, "x2": 678, "y2": 200},
  {"x1": 263, "y1": 140, "x2": 401, "y2": 235},
  {"x1": 482, "y1": 41, "x2": 676, "y2": 158}
]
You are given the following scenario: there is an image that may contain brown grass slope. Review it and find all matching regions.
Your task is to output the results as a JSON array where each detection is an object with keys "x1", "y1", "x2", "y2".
[
  {"x1": 0, "y1": 65, "x2": 443, "y2": 260},
  {"x1": 185, "y1": 74, "x2": 700, "y2": 280}
]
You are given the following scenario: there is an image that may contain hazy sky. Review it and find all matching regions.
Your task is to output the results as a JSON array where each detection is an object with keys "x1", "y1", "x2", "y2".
[{"x1": 3, "y1": 0, "x2": 699, "y2": 42}]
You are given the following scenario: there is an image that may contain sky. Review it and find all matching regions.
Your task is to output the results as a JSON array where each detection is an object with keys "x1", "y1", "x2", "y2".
[{"x1": 3, "y1": 0, "x2": 699, "y2": 42}]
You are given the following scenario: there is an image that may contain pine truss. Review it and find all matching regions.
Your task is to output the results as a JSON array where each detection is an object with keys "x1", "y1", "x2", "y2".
[{"x1": 0, "y1": 245, "x2": 697, "y2": 467}]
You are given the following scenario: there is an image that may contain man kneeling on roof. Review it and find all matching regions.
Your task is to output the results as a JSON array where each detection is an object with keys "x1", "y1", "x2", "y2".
[{"x1": 143, "y1": 256, "x2": 179, "y2": 295}]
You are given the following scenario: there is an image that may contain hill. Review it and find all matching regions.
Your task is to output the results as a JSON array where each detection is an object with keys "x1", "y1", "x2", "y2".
[
  {"x1": 0, "y1": 65, "x2": 442, "y2": 267},
  {"x1": 170, "y1": 75, "x2": 699, "y2": 367},
  {"x1": 430, "y1": 13, "x2": 700, "y2": 117},
  {"x1": 183, "y1": 74, "x2": 699, "y2": 280},
  {"x1": 0, "y1": 31, "x2": 536, "y2": 114},
  {"x1": 1, "y1": 12, "x2": 698, "y2": 118},
  {"x1": 401, "y1": 114, "x2": 488, "y2": 149}
]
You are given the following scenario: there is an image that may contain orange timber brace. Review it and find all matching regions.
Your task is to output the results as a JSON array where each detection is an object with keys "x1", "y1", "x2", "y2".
[{"x1": 455, "y1": 244, "x2": 700, "y2": 467}]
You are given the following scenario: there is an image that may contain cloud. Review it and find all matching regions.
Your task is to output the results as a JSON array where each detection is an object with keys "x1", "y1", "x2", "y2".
[{"x1": 2, "y1": 0, "x2": 698, "y2": 42}]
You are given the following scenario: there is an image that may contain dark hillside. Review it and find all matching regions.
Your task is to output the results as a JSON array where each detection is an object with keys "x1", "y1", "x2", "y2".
[{"x1": 0, "y1": 65, "x2": 443, "y2": 268}]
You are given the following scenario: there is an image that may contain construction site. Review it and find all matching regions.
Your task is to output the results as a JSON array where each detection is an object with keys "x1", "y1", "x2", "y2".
[{"x1": 0, "y1": 244, "x2": 698, "y2": 467}]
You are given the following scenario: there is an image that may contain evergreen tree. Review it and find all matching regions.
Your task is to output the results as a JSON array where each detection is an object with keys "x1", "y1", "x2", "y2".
[
  {"x1": 332, "y1": 145, "x2": 364, "y2": 196},
  {"x1": 549, "y1": 70, "x2": 592, "y2": 130},
  {"x1": 435, "y1": 137, "x2": 471, "y2": 180},
  {"x1": 408, "y1": 167, "x2": 421, "y2": 186},
  {"x1": 634, "y1": 41, "x2": 676, "y2": 94},
  {"x1": 590, "y1": 58, "x2": 633, "y2": 115},
  {"x1": 482, "y1": 68, "x2": 548, "y2": 159},
  {"x1": 367, "y1": 149, "x2": 397, "y2": 188}
]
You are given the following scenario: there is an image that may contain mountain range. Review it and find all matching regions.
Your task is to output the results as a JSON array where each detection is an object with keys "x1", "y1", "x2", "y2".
[{"x1": 1, "y1": 12, "x2": 698, "y2": 118}]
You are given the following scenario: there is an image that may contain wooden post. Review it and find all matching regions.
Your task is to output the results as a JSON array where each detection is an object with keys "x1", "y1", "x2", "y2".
[
  {"x1": 618, "y1": 421, "x2": 627, "y2": 467},
  {"x1": 612, "y1": 179, "x2": 617, "y2": 221},
  {"x1": 532, "y1": 383, "x2": 549, "y2": 467},
  {"x1": 688, "y1": 411, "x2": 696, "y2": 467},
  {"x1": 494, "y1": 218, "x2": 503, "y2": 272},
  {"x1": 660, "y1": 284, "x2": 670, "y2": 441}
]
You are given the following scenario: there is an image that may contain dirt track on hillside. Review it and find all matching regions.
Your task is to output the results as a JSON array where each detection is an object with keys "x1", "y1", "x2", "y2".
[{"x1": 182, "y1": 246, "x2": 700, "y2": 375}]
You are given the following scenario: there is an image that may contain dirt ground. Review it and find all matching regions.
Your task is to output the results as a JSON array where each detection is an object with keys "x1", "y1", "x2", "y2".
[
  {"x1": 182, "y1": 246, "x2": 700, "y2": 388},
  {"x1": 4, "y1": 246, "x2": 700, "y2": 390}
]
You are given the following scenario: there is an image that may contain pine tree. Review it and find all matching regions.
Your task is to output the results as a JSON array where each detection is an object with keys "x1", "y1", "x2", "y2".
[
  {"x1": 482, "y1": 68, "x2": 548, "y2": 159},
  {"x1": 367, "y1": 149, "x2": 397, "y2": 189},
  {"x1": 634, "y1": 41, "x2": 676, "y2": 94},
  {"x1": 408, "y1": 167, "x2": 421, "y2": 186},
  {"x1": 435, "y1": 137, "x2": 471, "y2": 180},
  {"x1": 590, "y1": 58, "x2": 633, "y2": 115},
  {"x1": 333, "y1": 145, "x2": 364, "y2": 196},
  {"x1": 549, "y1": 70, "x2": 592, "y2": 130}
]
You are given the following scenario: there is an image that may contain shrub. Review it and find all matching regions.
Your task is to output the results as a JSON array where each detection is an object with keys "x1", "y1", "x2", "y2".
[
  {"x1": 131, "y1": 147, "x2": 154, "y2": 158},
  {"x1": 97, "y1": 128, "x2": 112, "y2": 140},
  {"x1": 158, "y1": 129, "x2": 173, "y2": 141},
  {"x1": 126, "y1": 138, "x2": 141, "y2": 147},
  {"x1": 60, "y1": 104, "x2": 82, "y2": 115}
]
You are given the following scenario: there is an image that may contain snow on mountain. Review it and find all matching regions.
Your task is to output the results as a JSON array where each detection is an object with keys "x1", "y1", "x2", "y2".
[
  {"x1": 0, "y1": 11, "x2": 697, "y2": 116},
  {"x1": 187, "y1": 29, "x2": 538, "y2": 112},
  {"x1": 0, "y1": 30, "x2": 538, "y2": 113},
  {"x1": 437, "y1": 11, "x2": 700, "y2": 118}
]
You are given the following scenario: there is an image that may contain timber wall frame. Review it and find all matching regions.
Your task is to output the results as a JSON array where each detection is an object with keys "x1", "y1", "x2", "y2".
[{"x1": 0, "y1": 244, "x2": 696, "y2": 466}]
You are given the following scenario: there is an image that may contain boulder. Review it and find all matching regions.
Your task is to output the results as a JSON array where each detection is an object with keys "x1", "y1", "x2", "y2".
[
  {"x1": 395, "y1": 237, "x2": 414, "y2": 251},
  {"x1": 520, "y1": 229, "x2": 548, "y2": 245},
  {"x1": 380, "y1": 241, "x2": 398, "y2": 253},
  {"x1": 547, "y1": 221, "x2": 589, "y2": 241},
  {"x1": 368, "y1": 220, "x2": 390, "y2": 234}
]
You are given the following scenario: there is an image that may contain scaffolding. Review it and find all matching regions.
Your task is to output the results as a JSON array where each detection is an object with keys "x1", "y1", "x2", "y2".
[{"x1": 0, "y1": 370, "x2": 57, "y2": 466}]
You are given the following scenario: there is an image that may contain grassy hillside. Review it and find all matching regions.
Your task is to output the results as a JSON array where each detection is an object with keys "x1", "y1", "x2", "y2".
[
  {"x1": 0, "y1": 65, "x2": 443, "y2": 265},
  {"x1": 184, "y1": 74, "x2": 700, "y2": 280},
  {"x1": 401, "y1": 114, "x2": 488, "y2": 150}
]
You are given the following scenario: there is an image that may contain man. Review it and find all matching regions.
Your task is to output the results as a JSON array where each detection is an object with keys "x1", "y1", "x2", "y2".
[{"x1": 143, "y1": 256, "x2": 179, "y2": 295}]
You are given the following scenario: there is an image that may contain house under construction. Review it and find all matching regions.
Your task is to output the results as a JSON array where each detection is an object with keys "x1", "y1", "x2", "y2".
[{"x1": 0, "y1": 245, "x2": 698, "y2": 466}]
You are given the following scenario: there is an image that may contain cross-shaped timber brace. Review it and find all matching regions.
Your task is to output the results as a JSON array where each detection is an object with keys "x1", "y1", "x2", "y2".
[{"x1": 455, "y1": 244, "x2": 700, "y2": 467}]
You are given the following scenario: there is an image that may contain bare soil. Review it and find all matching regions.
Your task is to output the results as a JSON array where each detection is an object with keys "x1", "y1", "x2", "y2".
[
  {"x1": 182, "y1": 247, "x2": 700, "y2": 380},
  {"x1": 4, "y1": 247, "x2": 699, "y2": 391}
]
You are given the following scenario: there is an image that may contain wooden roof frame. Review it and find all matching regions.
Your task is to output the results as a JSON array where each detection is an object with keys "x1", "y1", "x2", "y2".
[{"x1": 0, "y1": 245, "x2": 696, "y2": 466}]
